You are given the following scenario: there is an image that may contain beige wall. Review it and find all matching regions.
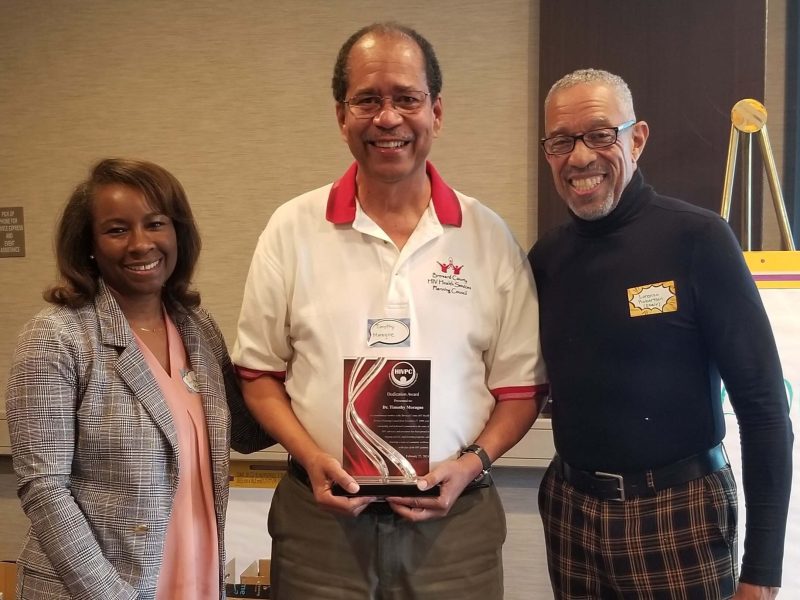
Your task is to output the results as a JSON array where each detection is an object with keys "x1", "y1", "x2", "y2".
[{"x1": 0, "y1": 0, "x2": 539, "y2": 397}]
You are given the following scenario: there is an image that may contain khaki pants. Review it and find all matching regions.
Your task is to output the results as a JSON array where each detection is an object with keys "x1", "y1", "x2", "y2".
[{"x1": 268, "y1": 471, "x2": 506, "y2": 600}]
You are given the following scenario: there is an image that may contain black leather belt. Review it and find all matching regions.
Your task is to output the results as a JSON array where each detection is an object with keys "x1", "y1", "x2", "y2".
[
  {"x1": 554, "y1": 444, "x2": 729, "y2": 501},
  {"x1": 287, "y1": 458, "x2": 491, "y2": 515}
]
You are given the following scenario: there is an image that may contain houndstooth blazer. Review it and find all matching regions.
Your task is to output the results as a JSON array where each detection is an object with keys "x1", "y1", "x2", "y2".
[{"x1": 6, "y1": 280, "x2": 273, "y2": 600}]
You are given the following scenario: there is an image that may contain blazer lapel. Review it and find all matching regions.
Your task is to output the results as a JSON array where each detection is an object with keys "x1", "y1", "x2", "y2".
[
  {"x1": 95, "y1": 281, "x2": 179, "y2": 453},
  {"x1": 176, "y1": 313, "x2": 230, "y2": 502}
]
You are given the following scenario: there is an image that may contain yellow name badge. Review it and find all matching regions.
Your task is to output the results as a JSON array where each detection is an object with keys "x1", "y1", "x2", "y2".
[{"x1": 628, "y1": 280, "x2": 678, "y2": 317}]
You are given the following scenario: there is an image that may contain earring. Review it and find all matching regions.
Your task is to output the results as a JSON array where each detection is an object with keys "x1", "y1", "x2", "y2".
[{"x1": 89, "y1": 254, "x2": 95, "y2": 260}]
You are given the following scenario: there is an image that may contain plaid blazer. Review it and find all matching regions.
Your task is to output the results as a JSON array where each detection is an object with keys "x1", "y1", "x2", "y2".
[{"x1": 6, "y1": 281, "x2": 273, "y2": 600}]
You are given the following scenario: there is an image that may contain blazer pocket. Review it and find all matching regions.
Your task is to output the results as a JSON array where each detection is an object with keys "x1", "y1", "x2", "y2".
[{"x1": 18, "y1": 565, "x2": 69, "y2": 600}]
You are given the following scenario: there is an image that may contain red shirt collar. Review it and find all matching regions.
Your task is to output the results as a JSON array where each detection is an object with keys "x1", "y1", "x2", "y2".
[{"x1": 325, "y1": 161, "x2": 462, "y2": 227}]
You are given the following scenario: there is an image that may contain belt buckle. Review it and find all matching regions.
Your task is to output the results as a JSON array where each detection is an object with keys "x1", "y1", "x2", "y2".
[{"x1": 594, "y1": 471, "x2": 626, "y2": 501}]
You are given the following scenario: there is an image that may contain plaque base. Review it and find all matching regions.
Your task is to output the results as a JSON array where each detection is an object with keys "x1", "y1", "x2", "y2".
[{"x1": 331, "y1": 482, "x2": 441, "y2": 497}]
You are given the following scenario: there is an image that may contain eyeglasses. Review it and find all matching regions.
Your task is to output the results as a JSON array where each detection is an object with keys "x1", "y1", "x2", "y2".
[
  {"x1": 343, "y1": 91, "x2": 431, "y2": 119},
  {"x1": 540, "y1": 120, "x2": 636, "y2": 155}
]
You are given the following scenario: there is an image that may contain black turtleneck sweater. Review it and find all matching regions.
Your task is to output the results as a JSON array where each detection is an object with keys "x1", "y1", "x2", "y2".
[{"x1": 529, "y1": 170, "x2": 792, "y2": 587}]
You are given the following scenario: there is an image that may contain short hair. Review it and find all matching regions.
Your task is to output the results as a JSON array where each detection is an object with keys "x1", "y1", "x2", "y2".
[
  {"x1": 332, "y1": 22, "x2": 442, "y2": 103},
  {"x1": 544, "y1": 68, "x2": 635, "y2": 120},
  {"x1": 45, "y1": 158, "x2": 202, "y2": 313}
]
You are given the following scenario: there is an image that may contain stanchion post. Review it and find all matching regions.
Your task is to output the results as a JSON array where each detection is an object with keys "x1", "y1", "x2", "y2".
[{"x1": 720, "y1": 99, "x2": 796, "y2": 250}]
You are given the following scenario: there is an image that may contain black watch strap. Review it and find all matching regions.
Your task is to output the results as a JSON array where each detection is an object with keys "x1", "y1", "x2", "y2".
[{"x1": 461, "y1": 443, "x2": 492, "y2": 478}]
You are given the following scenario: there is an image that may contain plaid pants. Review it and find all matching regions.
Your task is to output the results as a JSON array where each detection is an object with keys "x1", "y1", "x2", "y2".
[{"x1": 539, "y1": 462, "x2": 738, "y2": 599}]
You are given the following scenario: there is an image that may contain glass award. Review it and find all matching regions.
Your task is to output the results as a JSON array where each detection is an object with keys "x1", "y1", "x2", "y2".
[{"x1": 333, "y1": 357, "x2": 440, "y2": 497}]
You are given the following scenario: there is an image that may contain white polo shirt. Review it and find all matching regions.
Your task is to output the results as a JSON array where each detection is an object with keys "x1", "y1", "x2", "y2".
[{"x1": 233, "y1": 162, "x2": 548, "y2": 467}]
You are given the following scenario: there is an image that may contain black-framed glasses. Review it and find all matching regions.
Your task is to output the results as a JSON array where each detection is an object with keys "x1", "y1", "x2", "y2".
[
  {"x1": 343, "y1": 91, "x2": 431, "y2": 119},
  {"x1": 540, "y1": 120, "x2": 636, "y2": 155}
]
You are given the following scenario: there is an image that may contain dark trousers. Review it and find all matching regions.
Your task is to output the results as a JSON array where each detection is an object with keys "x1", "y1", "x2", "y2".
[{"x1": 539, "y1": 463, "x2": 738, "y2": 599}]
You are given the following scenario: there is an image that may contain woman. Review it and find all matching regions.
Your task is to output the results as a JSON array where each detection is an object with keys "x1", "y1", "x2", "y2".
[{"x1": 6, "y1": 158, "x2": 272, "y2": 599}]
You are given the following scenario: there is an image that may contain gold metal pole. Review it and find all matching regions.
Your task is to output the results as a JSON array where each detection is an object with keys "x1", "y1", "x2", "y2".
[
  {"x1": 721, "y1": 99, "x2": 796, "y2": 250},
  {"x1": 741, "y1": 133, "x2": 753, "y2": 251},
  {"x1": 720, "y1": 125, "x2": 739, "y2": 221},
  {"x1": 757, "y1": 127, "x2": 797, "y2": 250}
]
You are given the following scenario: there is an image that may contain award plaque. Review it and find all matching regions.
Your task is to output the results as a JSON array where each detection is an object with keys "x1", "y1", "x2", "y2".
[{"x1": 333, "y1": 357, "x2": 440, "y2": 497}]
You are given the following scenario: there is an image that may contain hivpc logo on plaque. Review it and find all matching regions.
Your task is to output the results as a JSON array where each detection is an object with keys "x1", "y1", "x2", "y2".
[{"x1": 628, "y1": 280, "x2": 678, "y2": 317}]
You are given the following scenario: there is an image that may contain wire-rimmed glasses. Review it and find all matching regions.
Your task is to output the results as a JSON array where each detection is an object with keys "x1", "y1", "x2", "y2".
[{"x1": 343, "y1": 91, "x2": 431, "y2": 119}]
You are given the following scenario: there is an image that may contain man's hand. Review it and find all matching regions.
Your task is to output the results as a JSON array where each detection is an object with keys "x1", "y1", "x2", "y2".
[
  {"x1": 304, "y1": 453, "x2": 376, "y2": 517},
  {"x1": 733, "y1": 582, "x2": 779, "y2": 599},
  {"x1": 386, "y1": 455, "x2": 479, "y2": 521}
]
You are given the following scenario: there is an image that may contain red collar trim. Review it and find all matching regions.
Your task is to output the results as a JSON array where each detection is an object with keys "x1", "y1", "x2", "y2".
[{"x1": 325, "y1": 161, "x2": 462, "y2": 226}]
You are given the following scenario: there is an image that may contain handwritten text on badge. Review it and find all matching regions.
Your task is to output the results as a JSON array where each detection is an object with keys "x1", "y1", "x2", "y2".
[
  {"x1": 367, "y1": 319, "x2": 411, "y2": 347},
  {"x1": 628, "y1": 280, "x2": 678, "y2": 317}
]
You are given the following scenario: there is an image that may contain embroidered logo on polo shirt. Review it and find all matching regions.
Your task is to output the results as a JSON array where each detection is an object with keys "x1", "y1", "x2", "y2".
[
  {"x1": 628, "y1": 280, "x2": 678, "y2": 317},
  {"x1": 436, "y1": 257, "x2": 464, "y2": 274},
  {"x1": 427, "y1": 257, "x2": 472, "y2": 296}
]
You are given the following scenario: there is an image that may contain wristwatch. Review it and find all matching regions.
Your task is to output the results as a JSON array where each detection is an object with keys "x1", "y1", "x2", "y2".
[{"x1": 460, "y1": 443, "x2": 492, "y2": 481}]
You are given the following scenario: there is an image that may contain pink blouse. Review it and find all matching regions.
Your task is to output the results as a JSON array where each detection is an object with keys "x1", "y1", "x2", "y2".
[{"x1": 134, "y1": 314, "x2": 220, "y2": 599}]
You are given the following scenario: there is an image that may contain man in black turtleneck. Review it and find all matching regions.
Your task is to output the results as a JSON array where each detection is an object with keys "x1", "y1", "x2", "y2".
[{"x1": 529, "y1": 68, "x2": 792, "y2": 600}]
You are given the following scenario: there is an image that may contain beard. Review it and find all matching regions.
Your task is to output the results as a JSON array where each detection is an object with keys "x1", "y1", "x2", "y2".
[{"x1": 567, "y1": 190, "x2": 618, "y2": 221}]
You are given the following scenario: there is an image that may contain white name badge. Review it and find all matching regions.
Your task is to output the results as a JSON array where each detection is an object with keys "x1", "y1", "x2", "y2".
[{"x1": 367, "y1": 318, "x2": 411, "y2": 347}]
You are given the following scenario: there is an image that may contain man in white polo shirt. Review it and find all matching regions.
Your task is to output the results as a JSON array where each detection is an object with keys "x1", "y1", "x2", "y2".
[{"x1": 232, "y1": 22, "x2": 548, "y2": 600}]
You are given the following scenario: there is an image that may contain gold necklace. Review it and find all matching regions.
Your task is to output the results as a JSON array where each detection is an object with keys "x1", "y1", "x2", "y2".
[{"x1": 135, "y1": 326, "x2": 165, "y2": 333}]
